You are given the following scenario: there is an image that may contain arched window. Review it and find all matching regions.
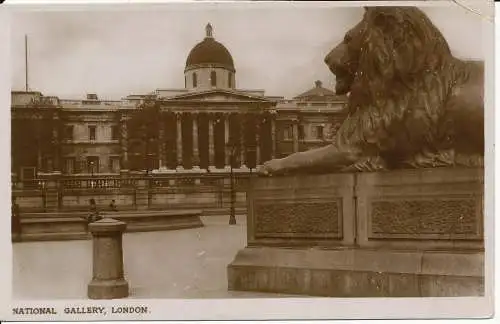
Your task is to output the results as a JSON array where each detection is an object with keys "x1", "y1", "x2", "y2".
[
  {"x1": 210, "y1": 71, "x2": 217, "y2": 87},
  {"x1": 228, "y1": 72, "x2": 232, "y2": 88},
  {"x1": 193, "y1": 72, "x2": 197, "y2": 87}
]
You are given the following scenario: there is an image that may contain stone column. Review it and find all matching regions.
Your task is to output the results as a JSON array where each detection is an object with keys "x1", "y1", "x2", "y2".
[
  {"x1": 208, "y1": 114, "x2": 215, "y2": 169},
  {"x1": 158, "y1": 115, "x2": 165, "y2": 169},
  {"x1": 87, "y1": 218, "x2": 129, "y2": 299},
  {"x1": 239, "y1": 115, "x2": 245, "y2": 167},
  {"x1": 255, "y1": 118, "x2": 261, "y2": 166},
  {"x1": 293, "y1": 120, "x2": 299, "y2": 153},
  {"x1": 120, "y1": 116, "x2": 129, "y2": 171},
  {"x1": 176, "y1": 113, "x2": 183, "y2": 170},
  {"x1": 192, "y1": 113, "x2": 199, "y2": 168},
  {"x1": 224, "y1": 114, "x2": 230, "y2": 167},
  {"x1": 271, "y1": 117, "x2": 276, "y2": 159}
]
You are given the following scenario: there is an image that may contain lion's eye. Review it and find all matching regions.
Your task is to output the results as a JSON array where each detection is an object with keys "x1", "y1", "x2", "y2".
[{"x1": 344, "y1": 35, "x2": 352, "y2": 44}]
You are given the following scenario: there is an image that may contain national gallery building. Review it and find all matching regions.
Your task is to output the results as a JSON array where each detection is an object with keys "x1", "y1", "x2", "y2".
[{"x1": 11, "y1": 24, "x2": 348, "y2": 180}]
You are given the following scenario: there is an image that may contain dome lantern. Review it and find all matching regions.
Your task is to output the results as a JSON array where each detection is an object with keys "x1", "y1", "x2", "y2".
[{"x1": 205, "y1": 23, "x2": 213, "y2": 38}]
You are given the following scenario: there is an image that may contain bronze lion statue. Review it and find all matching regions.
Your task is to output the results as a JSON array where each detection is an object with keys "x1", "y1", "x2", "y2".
[{"x1": 260, "y1": 6, "x2": 484, "y2": 175}]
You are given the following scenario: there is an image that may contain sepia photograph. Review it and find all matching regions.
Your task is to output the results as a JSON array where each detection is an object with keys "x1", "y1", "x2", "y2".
[{"x1": 1, "y1": 0, "x2": 495, "y2": 321}]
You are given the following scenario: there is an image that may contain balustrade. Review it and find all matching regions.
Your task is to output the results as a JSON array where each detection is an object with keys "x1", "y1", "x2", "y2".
[
  {"x1": 12, "y1": 172, "x2": 255, "y2": 212},
  {"x1": 13, "y1": 179, "x2": 47, "y2": 190}
]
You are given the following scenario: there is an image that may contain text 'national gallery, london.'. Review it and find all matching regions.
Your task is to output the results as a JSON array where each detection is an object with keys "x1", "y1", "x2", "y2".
[{"x1": 11, "y1": 24, "x2": 348, "y2": 179}]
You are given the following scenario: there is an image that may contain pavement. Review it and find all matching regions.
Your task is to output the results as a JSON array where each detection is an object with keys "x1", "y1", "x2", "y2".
[{"x1": 12, "y1": 215, "x2": 292, "y2": 299}]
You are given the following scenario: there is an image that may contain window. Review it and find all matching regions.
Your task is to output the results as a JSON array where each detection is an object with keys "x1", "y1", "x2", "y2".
[
  {"x1": 42, "y1": 157, "x2": 53, "y2": 172},
  {"x1": 109, "y1": 156, "x2": 120, "y2": 173},
  {"x1": 193, "y1": 72, "x2": 197, "y2": 87},
  {"x1": 315, "y1": 125, "x2": 324, "y2": 140},
  {"x1": 20, "y1": 167, "x2": 36, "y2": 181},
  {"x1": 228, "y1": 72, "x2": 232, "y2": 88},
  {"x1": 210, "y1": 71, "x2": 217, "y2": 87},
  {"x1": 64, "y1": 125, "x2": 74, "y2": 140},
  {"x1": 283, "y1": 125, "x2": 293, "y2": 140},
  {"x1": 111, "y1": 126, "x2": 119, "y2": 141},
  {"x1": 89, "y1": 126, "x2": 96, "y2": 141},
  {"x1": 86, "y1": 156, "x2": 99, "y2": 174},
  {"x1": 63, "y1": 157, "x2": 75, "y2": 174}
]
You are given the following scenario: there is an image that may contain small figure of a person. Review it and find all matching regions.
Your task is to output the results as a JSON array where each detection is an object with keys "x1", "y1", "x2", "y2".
[
  {"x1": 87, "y1": 198, "x2": 103, "y2": 225},
  {"x1": 11, "y1": 197, "x2": 21, "y2": 240},
  {"x1": 109, "y1": 199, "x2": 118, "y2": 212}
]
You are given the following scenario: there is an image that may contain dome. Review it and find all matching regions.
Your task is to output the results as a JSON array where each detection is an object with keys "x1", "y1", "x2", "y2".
[{"x1": 185, "y1": 23, "x2": 235, "y2": 72}]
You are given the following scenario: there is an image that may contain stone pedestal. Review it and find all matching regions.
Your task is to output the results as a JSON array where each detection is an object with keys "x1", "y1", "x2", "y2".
[
  {"x1": 228, "y1": 168, "x2": 485, "y2": 297},
  {"x1": 41, "y1": 173, "x2": 61, "y2": 212},
  {"x1": 134, "y1": 179, "x2": 149, "y2": 210},
  {"x1": 87, "y1": 218, "x2": 129, "y2": 299}
]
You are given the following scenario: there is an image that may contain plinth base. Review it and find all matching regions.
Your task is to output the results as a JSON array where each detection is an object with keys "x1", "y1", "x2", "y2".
[
  {"x1": 87, "y1": 278, "x2": 129, "y2": 299},
  {"x1": 228, "y1": 247, "x2": 484, "y2": 297},
  {"x1": 11, "y1": 233, "x2": 21, "y2": 243}
]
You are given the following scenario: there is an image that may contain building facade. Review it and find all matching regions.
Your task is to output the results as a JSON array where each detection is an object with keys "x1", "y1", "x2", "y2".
[{"x1": 11, "y1": 24, "x2": 347, "y2": 180}]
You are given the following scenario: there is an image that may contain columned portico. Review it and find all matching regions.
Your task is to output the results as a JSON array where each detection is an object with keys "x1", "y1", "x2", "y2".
[{"x1": 149, "y1": 109, "x2": 274, "y2": 173}]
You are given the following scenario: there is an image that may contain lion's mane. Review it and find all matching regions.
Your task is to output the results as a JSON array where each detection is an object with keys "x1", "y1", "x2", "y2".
[{"x1": 333, "y1": 7, "x2": 483, "y2": 170}]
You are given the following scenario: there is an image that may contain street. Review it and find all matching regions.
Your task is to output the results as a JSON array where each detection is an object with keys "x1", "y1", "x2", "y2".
[{"x1": 13, "y1": 215, "x2": 290, "y2": 299}]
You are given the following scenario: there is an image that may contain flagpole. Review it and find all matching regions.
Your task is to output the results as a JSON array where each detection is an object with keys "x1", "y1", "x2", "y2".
[{"x1": 25, "y1": 34, "x2": 28, "y2": 92}]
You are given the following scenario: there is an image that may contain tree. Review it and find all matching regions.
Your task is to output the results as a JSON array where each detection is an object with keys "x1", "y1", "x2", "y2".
[{"x1": 127, "y1": 97, "x2": 161, "y2": 171}]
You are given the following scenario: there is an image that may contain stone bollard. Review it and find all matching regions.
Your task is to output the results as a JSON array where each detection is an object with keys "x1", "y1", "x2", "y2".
[{"x1": 87, "y1": 218, "x2": 129, "y2": 299}]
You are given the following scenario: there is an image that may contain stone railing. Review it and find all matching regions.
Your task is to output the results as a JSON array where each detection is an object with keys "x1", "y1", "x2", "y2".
[{"x1": 12, "y1": 171, "x2": 255, "y2": 213}]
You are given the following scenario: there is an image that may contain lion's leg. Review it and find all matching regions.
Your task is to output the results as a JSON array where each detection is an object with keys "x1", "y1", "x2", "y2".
[
  {"x1": 404, "y1": 148, "x2": 455, "y2": 168},
  {"x1": 455, "y1": 153, "x2": 484, "y2": 168},
  {"x1": 260, "y1": 144, "x2": 360, "y2": 174}
]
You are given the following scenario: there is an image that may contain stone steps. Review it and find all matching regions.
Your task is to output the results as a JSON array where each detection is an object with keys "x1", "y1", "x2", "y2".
[
  {"x1": 19, "y1": 232, "x2": 90, "y2": 242},
  {"x1": 15, "y1": 209, "x2": 205, "y2": 242},
  {"x1": 21, "y1": 207, "x2": 247, "y2": 218}
]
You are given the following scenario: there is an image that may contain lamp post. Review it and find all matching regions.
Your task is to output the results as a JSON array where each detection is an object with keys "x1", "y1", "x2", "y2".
[
  {"x1": 145, "y1": 137, "x2": 154, "y2": 175},
  {"x1": 227, "y1": 141, "x2": 237, "y2": 225},
  {"x1": 90, "y1": 161, "x2": 95, "y2": 188}
]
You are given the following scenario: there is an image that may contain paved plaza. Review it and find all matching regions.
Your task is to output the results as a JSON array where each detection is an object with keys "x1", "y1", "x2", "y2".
[{"x1": 13, "y1": 215, "x2": 289, "y2": 299}]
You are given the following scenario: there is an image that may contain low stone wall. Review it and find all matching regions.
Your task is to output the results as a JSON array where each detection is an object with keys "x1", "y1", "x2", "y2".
[
  {"x1": 17, "y1": 210, "x2": 204, "y2": 242},
  {"x1": 228, "y1": 168, "x2": 484, "y2": 297},
  {"x1": 12, "y1": 174, "x2": 249, "y2": 213}
]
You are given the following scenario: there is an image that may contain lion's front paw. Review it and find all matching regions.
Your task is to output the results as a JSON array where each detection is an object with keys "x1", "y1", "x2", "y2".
[{"x1": 258, "y1": 159, "x2": 284, "y2": 176}]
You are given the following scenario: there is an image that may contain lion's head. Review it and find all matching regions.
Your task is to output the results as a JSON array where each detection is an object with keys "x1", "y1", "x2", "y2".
[{"x1": 325, "y1": 7, "x2": 453, "y2": 99}]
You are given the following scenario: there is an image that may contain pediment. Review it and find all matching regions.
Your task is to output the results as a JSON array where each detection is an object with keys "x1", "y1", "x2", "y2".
[{"x1": 164, "y1": 89, "x2": 274, "y2": 103}]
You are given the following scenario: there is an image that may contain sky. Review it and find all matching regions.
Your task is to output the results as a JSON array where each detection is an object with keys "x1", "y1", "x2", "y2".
[{"x1": 10, "y1": 2, "x2": 490, "y2": 100}]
